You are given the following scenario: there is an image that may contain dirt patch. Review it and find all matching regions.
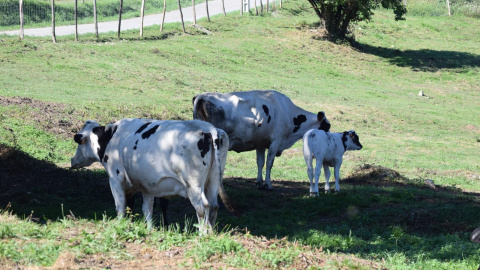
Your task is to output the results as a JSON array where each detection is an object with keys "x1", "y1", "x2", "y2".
[
  {"x1": 343, "y1": 163, "x2": 410, "y2": 185},
  {"x1": 0, "y1": 96, "x2": 82, "y2": 139}
]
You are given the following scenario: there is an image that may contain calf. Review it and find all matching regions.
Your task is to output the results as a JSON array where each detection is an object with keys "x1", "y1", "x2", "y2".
[
  {"x1": 71, "y1": 119, "x2": 232, "y2": 233},
  {"x1": 303, "y1": 130, "x2": 362, "y2": 195},
  {"x1": 193, "y1": 90, "x2": 331, "y2": 190}
]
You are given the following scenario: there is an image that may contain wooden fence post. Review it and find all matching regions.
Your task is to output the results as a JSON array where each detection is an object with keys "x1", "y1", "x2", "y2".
[
  {"x1": 140, "y1": 0, "x2": 145, "y2": 36},
  {"x1": 222, "y1": 0, "x2": 226, "y2": 16},
  {"x1": 177, "y1": 0, "x2": 186, "y2": 32},
  {"x1": 19, "y1": 0, "x2": 24, "y2": 40},
  {"x1": 254, "y1": 0, "x2": 258, "y2": 15},
  {"x1": 118, "y1": 0, "x2": 123, "y2": 38},
  {"x1": 51, "y1": 0, "x2": 56, "y2": 43},
  {"x1": 192, "y1": 0, "x2": 197, "y2": 24},
  {"x1": 240, "y1": 0, "x2": 243, "y2": 15},
  {"x1": 75, "y1": 0, "x2": 78, "y2": 41},
  {"x1": 160, "y1": 0, "x2": 167, "y2": 31},
  {"x1": 205, "y1": 0, "x2": 210, "y2": 21},
  {"x1": 446, "y1": 0, "x2": 451, "y2": 15},
  {"x1": 93, "y1": 0, "x2": 98, "y2": 38}
]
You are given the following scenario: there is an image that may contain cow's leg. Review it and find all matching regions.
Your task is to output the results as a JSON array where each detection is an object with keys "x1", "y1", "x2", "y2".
[
  {"x1": 205, "y1": 174, "x2": 220, "y2": 229},
  {"x1": 255, "y1": 148, "x2": 266, "y2": 188},
  {"x1": 264, "y1": 142, "x2": 281, "y2": 190},
  {"x1": 108, "y1": 177, "x2": 127, "y2": 218},
  {"x1": 187, "y1": 186, "x2": 212, "y2": 234},
  {"x1": 306, "y1": 158, "x2": 315, "y2": 196},
  {"x1": 158, "y1": 198, "x2": 169, "y2": 228},
  {"x1": 333, "y1": 162, "x2": 342, "y2": 192},
  {"x1": 142, "y1": 194, "x2": 155, "y2": 229},
  {"x1": 323, "y1": 164, "x2": 331, "y2": 193}
]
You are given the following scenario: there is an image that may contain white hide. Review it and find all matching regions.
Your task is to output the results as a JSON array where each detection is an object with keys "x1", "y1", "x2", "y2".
[
  {"x1": 303, "y1": 130, "x2": 362, "y2": 195},
  {"x1": 193, "y1": 90, "x2": 331, "y2": 190},
  {"x1": 71, "y1": 118, "x2": 230, "y2": 233}
]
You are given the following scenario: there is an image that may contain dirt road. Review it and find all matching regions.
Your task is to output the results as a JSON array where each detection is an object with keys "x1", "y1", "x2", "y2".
[{"x1": 0, "y1": 0, "x2": 269, "y2": 37}]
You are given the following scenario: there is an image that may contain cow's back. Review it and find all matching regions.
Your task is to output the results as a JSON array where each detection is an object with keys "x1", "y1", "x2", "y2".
[{"x1": 105, "y1": 119, "x2": 219, "y2": 196}]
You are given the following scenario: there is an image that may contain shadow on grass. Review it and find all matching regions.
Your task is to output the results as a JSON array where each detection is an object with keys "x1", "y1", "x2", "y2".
[
  {"x1": 352, "y1": 42, "x2": 480, "y2": 72},
  {"x1": 2, "y1": 144, "x2": 480, "y2": 262}
]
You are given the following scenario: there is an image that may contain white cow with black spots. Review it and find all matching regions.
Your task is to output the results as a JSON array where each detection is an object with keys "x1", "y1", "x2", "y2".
[
  {"x1": 303, "y1": 130, "x2": 363, "y2": 195},
  {"x1": 71, "y1": 118, "x2": 233, "y2": 233},
  {"x1": 193, "y1": 90, "x2": 331, "y2": 190}
]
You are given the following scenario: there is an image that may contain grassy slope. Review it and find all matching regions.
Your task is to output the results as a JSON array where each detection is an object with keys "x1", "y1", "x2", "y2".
[{"x1": 1, "y1": 1, "x2": 480, "y2": 269}]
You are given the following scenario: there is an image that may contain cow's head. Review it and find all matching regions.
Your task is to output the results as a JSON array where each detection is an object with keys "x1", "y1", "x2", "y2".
[
  {"x1": 317, "y1": 111, "x2": 331, "y2": 132},
  {"x1": 71, "y1": 120, "x2": 103, "y2": 169},
  {"x1": 342, "y1": 130, "x2": 363, "y2": 151}
]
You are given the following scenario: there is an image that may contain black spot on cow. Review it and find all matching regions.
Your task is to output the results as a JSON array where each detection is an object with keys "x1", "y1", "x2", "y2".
[
  {"x1": 133, "y1": 139, "x2": 138, "y2": 150},
  {"x1": 103, "y1": 155, "x2": 109, "y2": 163},
  {"x1": 293, "y1": 114, "x2": 307, "y2": 133},
  {"x1": 317, "y1": 111, "x2": 331, "y2": 132},
  {"x1": 258, "y1": 124, "x2": 262, "y2": 128},
  {"x1": 92, "y1": 126, "x2": 113, "y2": 161},
  {"x1": 135, "y1": 122, "x2": 151, "y2": 135},
  {"x1": 203, "y1": 161, "x2": 206, "y2": 166},
  {"x1": 214, "y1": 137, "x2": 223, "y2": 148},
  {"x1": 310, "y1": 132, "x2": 316, "y2": 138},
  {"x1": 268, "y1": 115, "x2": 271, "y2": 123},
  {"x1": 142, "y1": 125, "x2": 159, "y2": 139},
  {"x1": 342, "y1": 132, "x2": 348, "y2": 151},
  {"x1": 262, "y1": 105, "x2": 270, "y2": 116},
  {"x1": 197, "y1": 132, "x2": 212, "y2": 158},
  {"x1": 116, "y1": 169, "x2": 120, "y2": 175}
]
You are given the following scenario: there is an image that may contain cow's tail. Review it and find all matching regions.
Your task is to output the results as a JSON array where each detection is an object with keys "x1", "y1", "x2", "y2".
[
  {"x1": 193, "y1": 94, "x2": 208, "y2": 121},
  {"x1": 212, "y1": 128, "x2": 237, "y2": 215}
]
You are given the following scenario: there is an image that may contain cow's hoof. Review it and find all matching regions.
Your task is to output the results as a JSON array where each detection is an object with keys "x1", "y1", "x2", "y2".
[{"x1": 309, "y1": 192, "x2": 319, "y2": 197}]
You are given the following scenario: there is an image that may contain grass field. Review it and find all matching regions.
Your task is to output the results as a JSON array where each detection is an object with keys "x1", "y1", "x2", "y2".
[{"x1": 1, "y1": 0, "x2": 480, "y2": 268}]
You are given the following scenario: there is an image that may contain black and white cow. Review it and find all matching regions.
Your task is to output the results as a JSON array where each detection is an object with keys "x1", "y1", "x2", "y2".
[
  {"x1": 193, "y1": 90, "x2": 331, "y2": 190},
  {"x1": 303, "y1": 130, "x2": 362, "y2": 195},
  {"x1": 71, "y1": 119, "x2": 232, "y2": 233}
]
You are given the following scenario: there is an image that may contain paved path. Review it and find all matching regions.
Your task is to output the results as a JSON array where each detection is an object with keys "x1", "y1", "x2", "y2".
[{"x1": 0, "y1": 0, "x2": 270, "y2": 37}]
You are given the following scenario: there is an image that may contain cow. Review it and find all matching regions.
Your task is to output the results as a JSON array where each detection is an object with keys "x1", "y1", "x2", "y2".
[
  {"x1": 71, "y1": 118, "x2": 233, "y2": 233},
  {"x1": 303, "y1": 130, "x2": 362, "y2": 196},
  {"x1": 192, "y1": 90, "x2": 331, "y2": 190}
]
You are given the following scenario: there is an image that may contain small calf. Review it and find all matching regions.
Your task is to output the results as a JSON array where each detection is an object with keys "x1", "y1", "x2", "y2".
[{"x1": 303, "y1": 130, "x2": 363, "y2": 195}]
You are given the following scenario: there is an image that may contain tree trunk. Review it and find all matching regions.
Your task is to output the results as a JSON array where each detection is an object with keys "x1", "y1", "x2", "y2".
[
  {"x1": 254, "y1": 0, "x2": 258, "y2": 15},
  {"x1": 75, "y1": 0, "x2": 78, "y2": 41},
  {"x1": 160, "y1": 0, "x2": 167, "y2": 31},
  {"x1": 118, "y1": 0, "x2": 123, "y2": 38},
  {"x1": 93, "y1": 0, "x2": 98, "y2": 38},
  {"x1": 19, "y1": 0, "x2": 24, "y2": 40},
  {"x1": 446, "y1": 0, "x2": 451, "y2": 15},
  {"x1": 140, "y1": 0, "x2": 145, "y2": 36},
  {"x1": 51, "y1": 0, "x2": 56, "y2": 43},
  {"x1": 177, "y1": 0, "x2": 186, "y2": 32},
  {"x1": 222, "y1": 0, "x2": 226, "y2": 16}
]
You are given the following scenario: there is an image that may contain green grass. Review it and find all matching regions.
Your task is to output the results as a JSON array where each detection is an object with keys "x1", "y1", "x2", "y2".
[{"x1": 1, "y1": 0, "x2": 480, "y2": 268}]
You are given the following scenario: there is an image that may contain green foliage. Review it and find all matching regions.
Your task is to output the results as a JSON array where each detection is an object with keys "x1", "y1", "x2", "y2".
[{"x1": 306, "y1": 0, "x2": 407, "y2": 38}]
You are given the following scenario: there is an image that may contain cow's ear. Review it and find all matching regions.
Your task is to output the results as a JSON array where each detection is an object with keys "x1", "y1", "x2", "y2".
[
  {"x1": 74, "y1": 134, "x2": 86, "y2": 144},
  {"x1": 317, "y1": 111, "x2": 325, "y2": 122},
  {"x1": 349, "y1": 131, "x2": 355, "y2": 138}
]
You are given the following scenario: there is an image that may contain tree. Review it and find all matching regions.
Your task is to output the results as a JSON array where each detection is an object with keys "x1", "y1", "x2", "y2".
[{"x1": 307, "y1": 0, "x2": 407, "y2": 39}]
